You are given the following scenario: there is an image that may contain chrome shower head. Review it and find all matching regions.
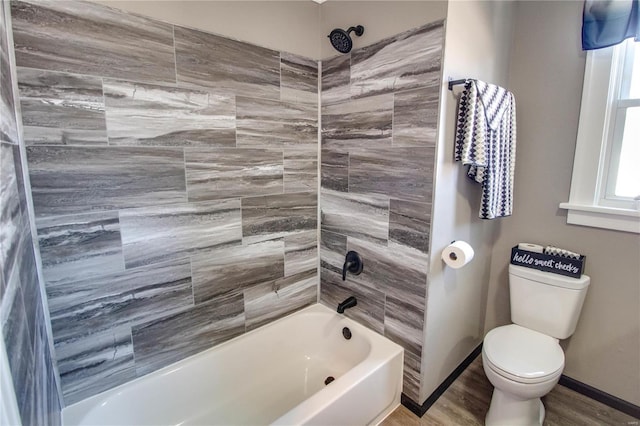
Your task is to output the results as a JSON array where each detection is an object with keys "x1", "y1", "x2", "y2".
[{"x1": 328, "y1": 25, "x2": 364, "y2": 54}]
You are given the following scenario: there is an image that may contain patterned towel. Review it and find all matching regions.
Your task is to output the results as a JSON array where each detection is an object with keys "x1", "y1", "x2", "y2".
[
  {"x1": 455, "y1": 80, "x2": 517, "y2": 219},
  {"x1": 544, "y1": 246, "x2": 582, "y2": 259}
]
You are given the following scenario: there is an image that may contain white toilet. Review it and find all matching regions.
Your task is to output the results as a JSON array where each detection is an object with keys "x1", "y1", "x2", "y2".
[{"x1": 482, "y1": 264, "x2": 590, "y2": 426}]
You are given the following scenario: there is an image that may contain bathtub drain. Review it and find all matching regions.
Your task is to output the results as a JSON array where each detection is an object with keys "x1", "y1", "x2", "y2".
[{"x1": 324, "y1": 376, "x2": 335, "y2": 385}]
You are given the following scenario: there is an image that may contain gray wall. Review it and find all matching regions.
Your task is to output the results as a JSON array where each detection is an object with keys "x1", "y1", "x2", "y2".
[
  {"x1": 319, "y1": 21, "x2": 444, "y2": 402},
  {"x1": 0, "y1": 0, "x2": 62, "y2": 423},
  {"x1": 486, "y1": 0, "x2": 640, "y2": 406},
  {"x1": 11, "y1": 0, "x2": 318, "y2": 405}
]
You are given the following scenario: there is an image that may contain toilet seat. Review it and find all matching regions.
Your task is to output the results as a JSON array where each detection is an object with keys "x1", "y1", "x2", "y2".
[{"x1": 484, "y1": 324, "x2": 564, "y2": 384}]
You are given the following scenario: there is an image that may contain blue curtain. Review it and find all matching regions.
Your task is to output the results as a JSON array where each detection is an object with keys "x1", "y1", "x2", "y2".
[{"x1": 582, "y1": 0, "x2": 639, "y2": 50}]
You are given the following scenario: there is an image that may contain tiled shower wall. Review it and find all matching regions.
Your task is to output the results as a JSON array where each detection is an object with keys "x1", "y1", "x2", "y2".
[
  {"x1": 0, "y1": 0, "x2": 62, "y2": 423},
  {"x1": 319, "y1": 21, "x2": 443, "y2": 402},
  {"x1": 10, "y1": 0, "x2": 318, "y2": 405}
]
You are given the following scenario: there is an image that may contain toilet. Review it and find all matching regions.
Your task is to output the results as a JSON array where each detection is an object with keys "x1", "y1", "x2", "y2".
[{"x1": 482, "y1": 264, "x2": 590, "y2": 426}]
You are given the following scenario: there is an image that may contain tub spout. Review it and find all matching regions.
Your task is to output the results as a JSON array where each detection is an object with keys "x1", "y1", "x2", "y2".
[{"x1": 337, "y1": 296, "x2": 357, "y2": 314}]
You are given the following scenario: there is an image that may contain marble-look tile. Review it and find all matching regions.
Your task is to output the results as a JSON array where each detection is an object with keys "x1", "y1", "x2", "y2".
[
  {"x1": 236, "y1": 96, "x2": 317, "y2": 148},
  {"x1": 132, "y1": 291, "x2": 245, "y2": 376},
  {"x1": 119, "y1": 200, "x2": 241, "y2": 269},
  {"x1": 320, "y1": 264, "x2": 385, "y2": 335},
  {"x1": 321, "y1": 54, "x2": 351, "y2": 106},
  {"x1": 55, "y1": 326, "x2": 135, "y2": 405},
  {"x1": 393, "y1": 86, "x2": 440, "y2": 147},
  {"x1": 349, "y1": 146, "x2": 435, "y2": 203},
  {"x1": 280, "y1": 52, "x2": 318, "y2": 105},
  {"x1": 175, "y1": 25, "x2": 279, "y2": 100},
  {"x1": 284, "y1": 148, "x2": 317, "y2": 193},
  {"x1": 1, "y1": 3, "x2": 18, "y2": 144},
  {"x1": 320, "y1": 149, "x2": 348, "y2": 192},
  {"x1": 241, "y1": 192, "x2": 317, "y2": 245},
  {"x1": 403, "y1": 348, "x2": 422, "y2": 402},
  {"x1": 319, "y1": 230, "x2": 347, "y2": 276},
  {"x1": 1, "y1": 143, "x2": 25, "y2": 286},
  {"x1": 351, "y1": 21, "x2": 444, "y2": 98},
  {"x1": 384, "y1": 294, "x2": 424, "y2": 358},
  {"x1": 321, "y1": 189, "x2": 389, "y2": 244},
  {"x1": 191, "y1": 239, "x2": 284, "y2": 303},
  {"x1": 244, "y1": 268, "x2": 317, "y2": 331},
  {"x1": 321, "y1": 94, "x2": 393, "y2": 150},
  {"x1": 26, "y1": 146, "x2": 186, "y2": 217},
  {"x1": 284, "y1": 230, "x2": 317, "y2": 277},
  {"x1": 389, "y1": 199, "x2": 431, "y2": 253},
  {"x1": 185, "y1": 148, "x2": 283, "y2": 202},
  {"x1": 104, "y1": 80, "x2": 236, "y2": 147},
  {"x1": 17, "y1": 68, "x2": 107, "y2": 145},
  {"x1": 36, "y1": 211, "x2": 125, "y2": 286},
  {"x1": 11, "y1": 0, "x2": 176, "y2": 84},
  {"x1": 32, "y1": 305, "x2": 61, "y2": 426},
  {"x1": 347, "y1": 239, "x2": 428, "y2": 311},
  {"x1": 47, "y1": 258, "x2": 193, "y2": 342}
]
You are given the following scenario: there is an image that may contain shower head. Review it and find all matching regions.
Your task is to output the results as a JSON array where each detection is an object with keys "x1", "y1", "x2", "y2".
[{"x1": 328, "y1": 25, "x2": 364, "y2": 54}]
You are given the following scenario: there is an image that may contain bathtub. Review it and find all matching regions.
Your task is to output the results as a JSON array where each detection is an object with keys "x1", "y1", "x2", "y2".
[{"x1": 62, "y1": 303, "x2": 404, "y2": 425}]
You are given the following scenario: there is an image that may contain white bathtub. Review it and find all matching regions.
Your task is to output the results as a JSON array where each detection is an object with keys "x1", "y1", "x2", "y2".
[{"x1": 62, "y1": 303, "x2": 404, "y2": 426}]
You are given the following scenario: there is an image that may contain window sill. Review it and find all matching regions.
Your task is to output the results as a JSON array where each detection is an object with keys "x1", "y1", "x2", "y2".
[{"x1": 559, "y1": 202, "x2": 640, "y2": 234}]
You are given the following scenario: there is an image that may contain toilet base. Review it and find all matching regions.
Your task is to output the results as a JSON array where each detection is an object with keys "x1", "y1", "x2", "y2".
[{"x1": 485, "y1": 388, "x2": 545, "y2": 426}]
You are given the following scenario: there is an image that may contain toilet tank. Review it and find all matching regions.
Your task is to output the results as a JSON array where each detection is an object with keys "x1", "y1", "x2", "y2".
[{"x1": 509, "y1": 264, "x2": 590, "y2": 339}]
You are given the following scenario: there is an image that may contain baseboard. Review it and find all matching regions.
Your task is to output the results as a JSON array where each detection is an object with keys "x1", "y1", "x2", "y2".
[
  {"x1": 559, "y1": 375, "x2": 640, "y2": 420},
  {"x1": 401, "y1": 344, "x2": 483, "y2": 418}
]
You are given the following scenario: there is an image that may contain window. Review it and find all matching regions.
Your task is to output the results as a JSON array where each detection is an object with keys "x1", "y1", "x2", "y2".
[{"x1": 560, "y1": 39, "x2": 640, "y2": 233}]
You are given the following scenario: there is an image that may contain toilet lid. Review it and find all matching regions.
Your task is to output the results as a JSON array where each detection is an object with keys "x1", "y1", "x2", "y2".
[{"x1": 484, "y1": 324, "x2": 564, "y2": 382}]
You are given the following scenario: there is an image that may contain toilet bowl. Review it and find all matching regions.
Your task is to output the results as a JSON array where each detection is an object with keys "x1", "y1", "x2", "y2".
[
  {"x1": 482, "y1": 265, "x2": 590, "y2": 426},
  {"x1": 482, "y1": 324, "x2": 564, "y2": 425}
]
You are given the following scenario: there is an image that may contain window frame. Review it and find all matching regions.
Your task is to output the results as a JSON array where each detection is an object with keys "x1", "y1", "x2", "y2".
[{"x1": 560, "y1": 40, "x2": 640, "y2": 234}]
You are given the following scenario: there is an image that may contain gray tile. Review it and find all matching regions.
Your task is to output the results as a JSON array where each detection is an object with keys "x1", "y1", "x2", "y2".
[
  {"x1": 185, "y1": 148, "x2": 283, "y2": 202},
  {"x1": 384, "y1": 294, "x2": 424, "y2": 359},
  {"x1": 11, "y1": 0, "x2": 176, "y2": 84},
  {"x1": 1, "y1": 142, "x2": 25, "y2": 286},
  {"x1": 389, "y1": 199, "x2": 431, "y2": 253},
  {"x1": 319, "y1": 230, "x2": 347, "y2": 276},
  {"x1": 321, "y1": 54, "x2": 351, "y2": 106},
  {"x1": 349, "y1": 146, "x2": 435, "y2": 203},
  {"x1": 285, "y1": 230, "x2": 317, "y2": 277},
  {"x1": 191, "y1": 239, "x2": 284, "y2": 304},
  {"x1": 1, "y1": 2, "x2": 18, "y2": 144},
  {"x1": 284, "y1": 148, "x2": 317, "y2": 193},
  {"x1": 321, "y1": 149, "x2": 348, "y2": 192},
  {"x1": 347, "y1": 239, "x2": 427, "y2": 311},
  {"x1": 320, "y1": 265, "x2": 385, "y2": 334},
  {"x1": 351, "y1": 22, "x2": 444, "y2": 98},
  {"x1": 236, "y1": 96, "x2": 317, "y2": 148},
  {"x1": 132, "y1": 291, "x2": 245, "y2": 376},
  {"x1": 280, "y1": 52, "x2": 318, "y2": 105},
  {"x1": 55, "y1": 326, "x2": 135, "y2": 405},
  {"x1": 175, "y1": 25, "x2": 279, "y2": 100},
  {"x1": 321, "y1": 94, "x2": 393, "y2": 150},
  {"x1": 36, "y1": 211, "x2": 125, "y2": 286},
  {"x1": 104, "y1": 80, "x2": 236, "y2": 147},
  {"x1": 402, "y1": 349, "x2": 422, "y2": 402},
  {"x1": 244, "y1": 268, "x2": 317, "y2": 331},
  {"x1": 47, "y1": 258, "x2": 193, "y2": 342},
  {"x1": 17, "y1": 68, "x2": 107, "y2": 145},
  {"x1": 119, "y1": 199, "x2": 242, "y2": 269},
  {"x1": 26, "y1": 146, "x2": 187, "y2": 217},
  {"x1": 32, "y1": 305, "x2": 61, "y2": 426},
  {"x1": 321, "y1": 189, "x2": 388, "y2": 244},
  {"x1": 241, "y1": 192, "x2": 317, "y2": 245},
  {"x1": 393, "y1": 86, "x2": 439, "y2": 147}
]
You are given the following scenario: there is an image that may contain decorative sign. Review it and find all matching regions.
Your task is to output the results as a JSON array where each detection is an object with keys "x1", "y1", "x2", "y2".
[{"x1": 510, "y1": 246, "x2": 585, "y2": 278}]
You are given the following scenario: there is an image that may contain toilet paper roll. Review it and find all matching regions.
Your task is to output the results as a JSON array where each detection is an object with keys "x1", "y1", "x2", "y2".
[
  {"x1": 517, "y1": 242, "x2": 544, "y2": 253},
  {"x1": 442, "y1": 241, "x2": 475, "y2": 269}
]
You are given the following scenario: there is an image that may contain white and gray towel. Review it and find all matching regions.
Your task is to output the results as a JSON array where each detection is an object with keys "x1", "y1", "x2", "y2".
[
  {"x1": 543, "y1": 246, "x2": 582, "y2": 259},
  {"x1": 455, "y1": 80, "x2": 517, "y2": 219}
]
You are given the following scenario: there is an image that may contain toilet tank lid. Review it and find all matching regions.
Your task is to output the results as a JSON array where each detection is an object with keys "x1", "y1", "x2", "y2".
[{"x1": 509, "y1": 264, "x2": 590, "y2": 290}]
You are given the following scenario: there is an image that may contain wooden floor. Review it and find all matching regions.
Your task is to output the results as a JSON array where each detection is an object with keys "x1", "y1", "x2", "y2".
[{"x1": 382, "y1": 356, "x2": 638, "y2": 426}]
